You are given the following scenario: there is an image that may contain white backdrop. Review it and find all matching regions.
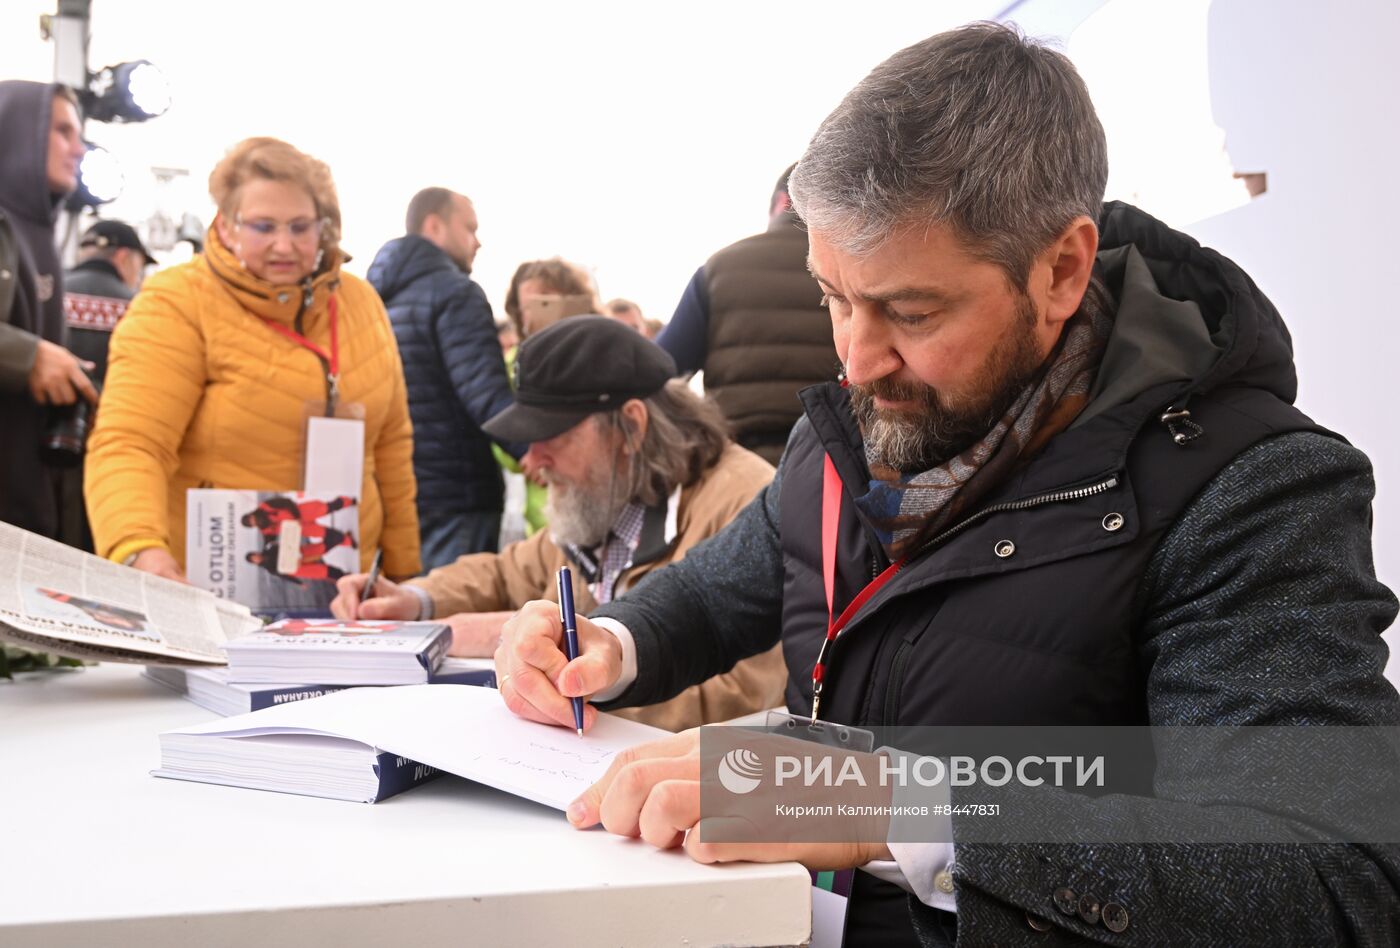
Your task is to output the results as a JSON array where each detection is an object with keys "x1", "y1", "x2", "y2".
[
  {"x1": 0, "y1": 0, "x2": 993, "y2": 320},
  {"x1": 1184, "y1": 0, "x2": 1400, "y2": 680}
]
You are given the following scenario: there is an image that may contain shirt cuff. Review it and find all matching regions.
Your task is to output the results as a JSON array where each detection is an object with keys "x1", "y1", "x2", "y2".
[
  {"x1": 886, "y1": 842, "x2": 957, "y2": 912},
  {"x1": 879, "y1": 746, "x2": 957, "y2": 911},
  {"x1": 405, "y1": 583, "x2": 435, "y2": 621},
  {"x1": 588, "y1": 616, "x2": 637, "y2": 702}
]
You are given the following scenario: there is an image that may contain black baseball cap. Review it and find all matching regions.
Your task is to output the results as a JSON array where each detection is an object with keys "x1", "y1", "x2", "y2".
[
  {"x1": 482, "y1": 315, "x2": 677, "y2": 443},
  {"x1": 80, "y1": 219, "x2": 157, "y2": 266}
]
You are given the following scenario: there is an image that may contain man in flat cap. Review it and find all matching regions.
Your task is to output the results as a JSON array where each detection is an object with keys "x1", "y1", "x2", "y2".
[{"x1": 331, "y1": 315, "x2": 787, "y2": 731}]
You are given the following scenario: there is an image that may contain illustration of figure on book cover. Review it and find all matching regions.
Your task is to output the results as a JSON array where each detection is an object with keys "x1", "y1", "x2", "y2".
[
  {"x1": 242, "y1": 495, "x2": 358, "y2": 584},
  {"x1": 185, "y1": 490, "x2": 360, "y2": 612}
]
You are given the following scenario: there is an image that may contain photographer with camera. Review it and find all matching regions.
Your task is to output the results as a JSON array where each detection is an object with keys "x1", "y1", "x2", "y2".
[{"x1": 0, "y1": 80, "x2": 98, "y2": 543}]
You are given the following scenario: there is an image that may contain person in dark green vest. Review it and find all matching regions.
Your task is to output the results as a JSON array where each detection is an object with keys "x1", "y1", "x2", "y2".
[{"x1": 656, "y1": 164, "x2": 839, "y2": 465}]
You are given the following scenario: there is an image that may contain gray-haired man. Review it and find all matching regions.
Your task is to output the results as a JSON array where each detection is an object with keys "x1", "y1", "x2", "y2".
[
  {"x1": 497, "y1": 24, "x2": 1398, "y2": 946},
  {"x1": 332, "y1": 316, "x2": 788, "y2": 734}
]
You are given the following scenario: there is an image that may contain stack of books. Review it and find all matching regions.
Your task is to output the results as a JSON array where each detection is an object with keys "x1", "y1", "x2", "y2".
[
  {"x1": 144, "y1": 618, "x2": 496, "y2": 802},
  {"x1": 145, "y1": 618, "x2": 495, "y2": 717}
]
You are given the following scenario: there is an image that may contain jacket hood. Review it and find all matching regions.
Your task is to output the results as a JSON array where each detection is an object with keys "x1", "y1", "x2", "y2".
[
  {"x1": 367, "y1": 235, "x2": 461, "y2": 303},
  {"x1": 803, "y1": 202, "x2": 1302, "y2": 501},
  {"x1": 0, "y1": 80, "x2": 67, "y2": 225},
  {"x1": 1078, "y1": 201, "x2": 1297, "y2": 426},
  {"x1": 1021, "y1": 202, "x2": 1300, "y2": 491}
]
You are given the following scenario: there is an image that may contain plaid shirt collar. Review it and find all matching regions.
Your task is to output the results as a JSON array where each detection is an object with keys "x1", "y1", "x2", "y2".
[{"x1": 561, "y1": 486, "x2": 682, "y2": 603}]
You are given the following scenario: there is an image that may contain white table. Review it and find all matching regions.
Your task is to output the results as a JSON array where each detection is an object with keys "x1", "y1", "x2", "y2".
[{"x1": 0, "y1": 664, "x2": 812, "y2": 947}]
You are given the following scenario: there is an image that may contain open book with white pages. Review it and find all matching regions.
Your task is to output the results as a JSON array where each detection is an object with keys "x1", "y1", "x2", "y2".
[
  {"x1": 0, "y1": 522, "x2": 258, "y2": 665},
  {"x1": 154, "y1": 683, "x2": 668, "y2": 807}
]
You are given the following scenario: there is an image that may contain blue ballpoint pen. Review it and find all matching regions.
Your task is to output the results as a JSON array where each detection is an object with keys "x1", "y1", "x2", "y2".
[{"x1": 557, "y1": 566, "x2": 585, "y2": 736}]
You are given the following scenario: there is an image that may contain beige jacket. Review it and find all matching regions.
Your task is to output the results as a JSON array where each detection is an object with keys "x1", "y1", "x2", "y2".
[{"x1": 410, "y1": 443, "x2": 786, "y2": 731}]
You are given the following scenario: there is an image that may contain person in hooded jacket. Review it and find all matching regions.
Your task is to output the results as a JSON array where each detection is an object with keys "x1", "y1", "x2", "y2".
[
  {"x1": 367, "y1": 188, "x2": 523, "y2": 569},
  {"x1": 495, "y1": 25, "x2": 1400, "y2": 947},
  {"x1": 0, "y1": 81, "x2": 97, "y2": 539},
  {"x1": 85, "y1": 137, "x2": 420, "y2": 583}
]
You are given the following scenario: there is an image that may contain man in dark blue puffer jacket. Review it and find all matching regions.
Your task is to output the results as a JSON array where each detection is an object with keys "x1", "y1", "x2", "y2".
[{"x1": 368, "y1": 189, "x2": 524, "y2": 569}]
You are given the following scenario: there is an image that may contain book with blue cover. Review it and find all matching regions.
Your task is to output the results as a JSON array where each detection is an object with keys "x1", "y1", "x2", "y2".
[
  {"x1": 153, "y1": 684, "x2": 667, "y2": 806},
  {"x1": 155, "y1": 728, "x2": 443, "y2": 804},
  {"x1": 144, "y1": 658, "x2": 495, "y2": 717},
  {"x1": 222, "y1": 618, "x2": 452, "y2": 685}
]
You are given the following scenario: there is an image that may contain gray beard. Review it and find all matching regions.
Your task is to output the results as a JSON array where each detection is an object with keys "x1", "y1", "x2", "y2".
[
  {"x1": 851, "y1": 383, "x2": 1014, "y2": 472},
  {"x1": 860, "y1": 405, "x2": 972, "y2": 472},
  {"x1": 545, "y1": 476, "x2": 632, "y2": 549}
]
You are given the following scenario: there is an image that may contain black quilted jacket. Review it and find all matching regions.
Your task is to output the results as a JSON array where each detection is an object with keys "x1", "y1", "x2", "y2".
[
  {"x1": 595, "y1": 204, "x2": 1400, "y2": 945},
  {"x1": 367, "y1": 235, "x2": 522, "y2": 513}
]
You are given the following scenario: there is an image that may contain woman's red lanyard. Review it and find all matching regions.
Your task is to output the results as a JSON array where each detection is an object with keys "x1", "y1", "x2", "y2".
[
  {"x1": 259, "y1": 295, "x2": 340, "y2": 415},
  {"x1": 811, "y1": 453, "x2": 904, "y2": 723}
]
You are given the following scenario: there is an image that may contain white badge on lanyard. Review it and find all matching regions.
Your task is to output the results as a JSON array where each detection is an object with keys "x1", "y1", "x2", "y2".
[{"x1": 304, "y1": 415, "x2": 365, "y2": 497}]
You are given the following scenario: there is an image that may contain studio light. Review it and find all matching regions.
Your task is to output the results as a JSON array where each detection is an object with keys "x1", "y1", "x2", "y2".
[
  {"x1": 66, "y1": 143, "x2": 123, "y2": 209},
  {"x1": 83, "y1": 60, "x2": 171, "y2": 123}
]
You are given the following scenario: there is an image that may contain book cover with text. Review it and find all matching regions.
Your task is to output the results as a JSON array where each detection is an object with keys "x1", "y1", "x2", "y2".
[{"x1": 186, "y1": 490, "x2": 358, "y2": 613}]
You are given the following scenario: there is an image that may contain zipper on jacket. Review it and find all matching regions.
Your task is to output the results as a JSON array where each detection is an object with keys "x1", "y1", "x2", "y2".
[
  {"x1": 913, "y1": 475, "x2": 1121, "y2": 556},
  {"x1": 882, "y1": 640, "x2": 914, "y2": 726}
]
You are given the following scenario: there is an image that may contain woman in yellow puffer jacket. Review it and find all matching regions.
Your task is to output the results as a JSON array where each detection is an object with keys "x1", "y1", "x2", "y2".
[{"x1": 85, "y1": 137, "x2": 421, "y2": 583}]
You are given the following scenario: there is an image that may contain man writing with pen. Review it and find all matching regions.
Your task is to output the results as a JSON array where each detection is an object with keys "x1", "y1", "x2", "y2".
[
  {"x1": 489, "y1": 24, "x2": 1400, "y2": 948},
  {"x1": 331, "y1": 315, "x2": 787, "y2": 732}
]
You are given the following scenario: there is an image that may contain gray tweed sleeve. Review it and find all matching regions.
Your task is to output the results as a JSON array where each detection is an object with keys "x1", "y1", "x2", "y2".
[
  {"x1": 588, "y1": 445, "x2": 787, "y2": 711},
  {"x1": 929, "y1": 432, "x2": 1400, "y2": 947}
]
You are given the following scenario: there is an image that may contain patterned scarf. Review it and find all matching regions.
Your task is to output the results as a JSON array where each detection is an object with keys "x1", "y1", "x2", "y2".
[{"x1": 854, "y1": 278, "x2": 1115, "y2": 560}]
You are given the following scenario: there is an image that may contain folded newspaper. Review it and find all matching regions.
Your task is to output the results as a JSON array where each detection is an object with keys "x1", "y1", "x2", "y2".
[{"x1": 0, "y1": 523, "x2": 259, "y2": 665}]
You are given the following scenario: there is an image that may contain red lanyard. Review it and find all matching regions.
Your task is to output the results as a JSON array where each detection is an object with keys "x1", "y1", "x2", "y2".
[
  {"x1": 258, "y1": 295, "x2": 341, "y2": 411},
  {"x1": 811, "y1": 453, "x2": 904, "y2": 722}
]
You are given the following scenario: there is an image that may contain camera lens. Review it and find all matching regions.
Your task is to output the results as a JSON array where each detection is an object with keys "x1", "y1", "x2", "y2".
[{"x1": 41, "y1": 377, "x2": 101, "y2": 468}]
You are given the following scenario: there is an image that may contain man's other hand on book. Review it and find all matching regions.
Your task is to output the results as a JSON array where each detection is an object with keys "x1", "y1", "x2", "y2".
[
  {"x1": 331, "y1": 573, "x2": 419, "y2": 621},
  {"x1": 564, "y1": 728, "x2": 894, "y2": 873},
  {"x1": 495, "y1": 599, "x2": 621, "y2": 733}
]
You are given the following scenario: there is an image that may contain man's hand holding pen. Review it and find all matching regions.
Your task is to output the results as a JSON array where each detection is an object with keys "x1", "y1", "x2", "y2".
[{"x1": 495, "y1": 599, "x2": 622, "y2": 733}]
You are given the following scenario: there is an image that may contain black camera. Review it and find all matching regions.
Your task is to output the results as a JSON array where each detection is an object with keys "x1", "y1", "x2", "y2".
[{"x1": 42, "y1": 377, "x2": 101, "y2": 468}]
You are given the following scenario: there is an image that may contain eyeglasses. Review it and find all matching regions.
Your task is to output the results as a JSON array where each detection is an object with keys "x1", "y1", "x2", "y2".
[{"x1": 234, "y1": 215, "x2": 325, "y2": 242}]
